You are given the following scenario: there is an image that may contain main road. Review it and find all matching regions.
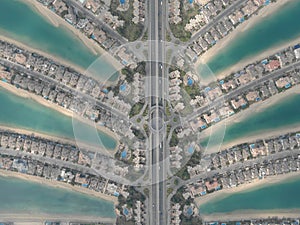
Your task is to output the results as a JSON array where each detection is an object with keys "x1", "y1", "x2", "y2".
[{"x1": 147, "y1": 0, "x2": 168, "y2": 224}]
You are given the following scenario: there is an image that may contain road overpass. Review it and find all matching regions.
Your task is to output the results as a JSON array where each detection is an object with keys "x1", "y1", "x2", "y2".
[{"x1": 147, "y1": 0, "x2": 168, "y2": 224}]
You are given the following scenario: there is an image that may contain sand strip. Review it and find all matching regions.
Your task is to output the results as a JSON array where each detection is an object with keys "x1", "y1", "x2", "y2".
[{"x1": 0, "y1": 169, "x2": 118, "y2": 204}]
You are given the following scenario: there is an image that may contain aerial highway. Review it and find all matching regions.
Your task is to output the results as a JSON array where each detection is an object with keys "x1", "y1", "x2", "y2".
[{"x1": 147, "y1": 0, "x2": 169, "y2": 224}]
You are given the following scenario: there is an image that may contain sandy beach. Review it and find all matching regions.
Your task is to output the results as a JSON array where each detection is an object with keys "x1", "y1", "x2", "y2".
[
  {"x1": 195, "y1": 0, "x2": 295, "y2": 84},
  {"x1": 200, "y1": 86, "x2": 300, "y2": 154},
  {"x1": 0, "y1": 169, "x2": 118, "y2": 205},
  {"x1": 196, "y1": 171, "x2": 300, "y2": 206},
  {"x1": 0, "y1": 81, "x2": 120, "y2": 153}
]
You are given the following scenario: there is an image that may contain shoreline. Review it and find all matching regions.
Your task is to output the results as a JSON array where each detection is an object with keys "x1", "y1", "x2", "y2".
[
  {"x1": 0, "y1": 169, "x2": 118, "y2": 205},
  {"x1": 196, "y1": 171, "x2": 300, "y2": 215},
  {"x1": 195, "y1": 0, "x2": 295, "y2": 84},
  {"x1": 200, "y1": 86, "x2": 300, "y2": 154},
  {"x1": 20, "y1": 0, "x2": 122, "y2": 72},
  {"x1": 0, "y1": 82, "x2": 120, "y2": 153}
]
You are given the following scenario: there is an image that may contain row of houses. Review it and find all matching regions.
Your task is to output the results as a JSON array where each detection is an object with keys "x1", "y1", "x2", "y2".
[
  {"x1": 185, "y1": 44, "x2": 300, "y2": 134},
  {"x1": 0, "y1": 153, "x2": 129, "y2": 198},
  {"x1": 207, "y1": 131, "x2": 300, "y2": 172},
  {"x1": 170, "y1": 44, "x2": 299, "y2": 120},
  {"x1": 117, "y1": 140, "x2": 147, "y2": 170},
  {"x1": 0, "y1": 129, "x2": 93, "y2": 168},
  {"x1": 188, "y1": 0, "x2": 271, "y2": 61},
  {"x1": 185, "y1": 0, "x2": 235, "y2": 32},
  {"x1": 201, "y1": 45, "x2": 298, "y2": 101},
  {"x1": 184, "y1": 153, "x2": 300, "y2": 201},
  {"x1": 173, "y1": 68, "x2": 300, "y2": 179},
  {"x1": 170, "y1": 202, "x2": 199, "y2": 225},
  {"x1": 188, "y1": 68, "x2": 300, "y2": 132},
  {"x1": 0, "y1": 40, "x2": 135, "y2": 139}
]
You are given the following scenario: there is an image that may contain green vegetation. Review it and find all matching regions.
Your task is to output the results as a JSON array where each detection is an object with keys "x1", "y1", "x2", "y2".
[
  {"x1": 170, "y1": 130, "x2": 179, "y2": 147},
  {"x1": 169, "y1": 3, "x2": 200, "y2": 42},
  {"x1": 175, "y1": 151, "x2": 202, "y2": 180},
  {"x1": 121, "y1": 67, "x2": 135, "y2": 83},
  {"x1": 109, "y1": 79, "x2": 123, "y2": 96},
  {"x1": 171, "y1": 187, "x2": 203, "y2": 225},
  {"x1": 117, "y1": 187, "x2": 146, "y2": 210},
  {"x1": 174, "y1": 178, "x2": 179, "y2": 186},
  {"x1": 185, "y1": 151, "x2": 202, "y2": 168},
  {"x1": 180, "y1": 217, "x2": 203, "y2": 225},
  {"x1": 143, "y1": 188, "x2": 149, "y2": 197},
  {"x1": 175, "y1": 166, "x2": 190, "y2": 180},
  {"x1": 183, "y1": 84, "x2": 202, "y2": 99},
  {"x1": 166, "y1": 124, "x2": 172, "y2": 137},
  {"x1": 143, "y1": 123, "x2": 150, "y2": 136},
  {"x1": 129, "y1": 101, "x2": 144, "y2": 118},
  {"x1": 142, "y1": 105, "x2": 149, "y2": 117},
  {"x1": 171, "y1": 186, "x2": 193, "y2": 204},
  {"x1": 131, "y1": 127, "x2": 146, "y2": 140},
  {"x1": 166, "y1": 31, "x2": 172, "y2": 42},
  {"x1": 116, "y1": 218, "x2": 135, "y2": 225},
  {"x1": 167, "y1": 187, "x2": 174, "y2": 196},
  {"x1": 165, "y1": 104, "x2": 172, "y2": 117},
  {"x1": 121, "y1": 62, "x2": 146, "y2": 83},
  {"x1": 110, "y1": 0, "x2": 144, "y2": 41},
  {"x1": 142, "y1": 31, "x2": 148, "y2": 41},
  {"x1": 116, "y1": 187, "x2": 146, "y2": 225}
]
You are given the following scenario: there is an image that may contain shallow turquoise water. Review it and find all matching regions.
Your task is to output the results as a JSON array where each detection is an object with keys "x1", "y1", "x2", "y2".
[
  {"x1": 0, "y1": 87, "x2": 117, "y2": 150},
  {"x1": 0, "y1": 175, "x2": 115, "y2": 217},
  {"x1": 198, "y1": 1, "x2": 300, "y2": 80},
  {"x1": 200, "y1": 175, "x2": 300, "y2": 214}
]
